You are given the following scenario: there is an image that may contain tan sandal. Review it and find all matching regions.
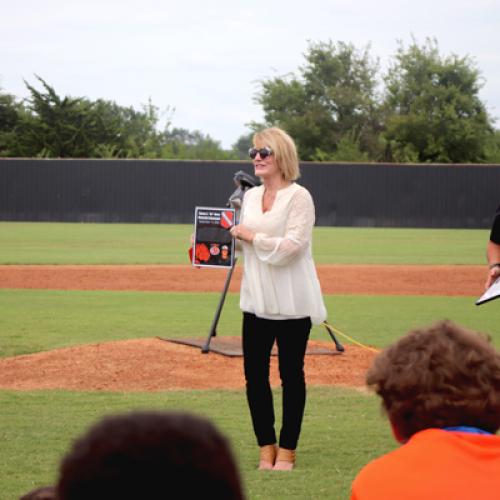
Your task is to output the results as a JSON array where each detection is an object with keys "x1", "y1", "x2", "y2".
[
  {"x1": 273, "y1": 447, "x2": 296, "y2": 471},
  {"x1": 258, "y1": 444, "x2": 277, "y2": 470}
]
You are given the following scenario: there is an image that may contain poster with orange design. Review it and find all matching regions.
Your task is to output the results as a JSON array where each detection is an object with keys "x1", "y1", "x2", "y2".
[{"x1": 192, "y1": 207, "x2": 236, "y2": 268}]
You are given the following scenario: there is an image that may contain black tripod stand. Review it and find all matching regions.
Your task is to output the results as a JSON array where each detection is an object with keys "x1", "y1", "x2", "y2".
[
  {"x1": 201, "y1": 257, "x2": 238, "y2": 353},
  {"x1": 201, "y1": 170, "x2": 344, "y2": 354},
  {"x1": 201, "y1": 260, "x2": 344, "y2": 353}
]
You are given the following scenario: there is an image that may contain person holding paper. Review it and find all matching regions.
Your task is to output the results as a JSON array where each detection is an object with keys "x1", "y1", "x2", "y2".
[
  {"x1": 485, "y1": 203, "x2": 500, "y2": 289},
  {"x1": 229, "y1": 127, "x2": 327, "y2": 471},
  {"x1": 351, "y1": 320, "x2": 500, "y2": 500}
]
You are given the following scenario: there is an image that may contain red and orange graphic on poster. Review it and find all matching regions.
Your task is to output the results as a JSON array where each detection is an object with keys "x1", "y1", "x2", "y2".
[
  {"x1": 192, "y1": 207, "x2": 236, "y2": 268},
  {"x1": 220, "y1": 210, "x2": 234, "y2": 229}
]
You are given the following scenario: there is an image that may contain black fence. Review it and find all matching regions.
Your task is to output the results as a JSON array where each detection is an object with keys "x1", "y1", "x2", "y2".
[{"x1": 1, "y1": 158, "x2": 499, "y2": 228}]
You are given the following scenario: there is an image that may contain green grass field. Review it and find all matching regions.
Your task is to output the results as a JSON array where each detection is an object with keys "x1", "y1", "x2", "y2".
[
  {"x1": 0, "y1": 222, "x2": 498, "y2": 499},
  {"x1": 0, "y1": 221, "x2": 489, "y2": 264},
  {"x1": 1, "y1": 290, "x2": 499, "y2": 358},
  {"x1": 1, "y1": 387, "x2": 392, "y2": 500}
]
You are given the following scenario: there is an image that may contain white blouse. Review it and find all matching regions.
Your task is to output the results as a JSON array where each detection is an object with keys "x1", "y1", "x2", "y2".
[{"x1": 238, "y1": 182, "x2": 327, "y2": 325}]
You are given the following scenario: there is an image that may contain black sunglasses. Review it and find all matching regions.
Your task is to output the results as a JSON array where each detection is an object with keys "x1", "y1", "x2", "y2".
[{"x1": 248, "y1": 147, "x2": 273, "y2": 159}]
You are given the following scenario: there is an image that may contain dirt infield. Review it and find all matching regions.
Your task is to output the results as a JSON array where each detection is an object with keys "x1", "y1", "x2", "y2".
[
  {"x1": 0, "y1": 264, "x2": 485, "y2": 295},
  {"x1": 0, "y1": 264, "x2": 484, "y2": 392}
]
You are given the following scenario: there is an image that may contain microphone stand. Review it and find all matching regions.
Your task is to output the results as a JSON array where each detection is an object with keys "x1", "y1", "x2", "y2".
[{"x1": 201, "y1": 257, "x2": 237, "y2": 353}]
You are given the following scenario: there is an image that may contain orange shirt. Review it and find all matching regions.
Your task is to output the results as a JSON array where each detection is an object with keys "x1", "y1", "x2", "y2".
[{"x1": 351, "y1": 428, "x2": 500, "y2": 500}]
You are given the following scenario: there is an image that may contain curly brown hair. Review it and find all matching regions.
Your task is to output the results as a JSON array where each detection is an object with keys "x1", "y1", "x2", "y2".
[{"x1": 367, "y1": 320, "x2": 500, "y2": 441}]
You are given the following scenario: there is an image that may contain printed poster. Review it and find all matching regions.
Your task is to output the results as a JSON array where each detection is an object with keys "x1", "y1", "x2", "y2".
[{"x1": 192, "y1": 206, "x2": 235, "y2": 268}]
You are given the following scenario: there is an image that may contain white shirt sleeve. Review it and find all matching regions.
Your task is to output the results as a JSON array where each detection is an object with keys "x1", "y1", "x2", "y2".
[{"x1": 252, "y1": 188, "x2": 315, "y2": 266}]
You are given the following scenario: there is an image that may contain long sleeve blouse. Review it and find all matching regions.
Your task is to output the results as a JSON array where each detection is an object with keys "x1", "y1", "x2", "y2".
[{"x1": 238, "y1": 182, "x2": 327, "y2": 325}]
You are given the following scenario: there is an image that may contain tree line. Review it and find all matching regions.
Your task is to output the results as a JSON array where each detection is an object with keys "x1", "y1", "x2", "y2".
[{"x1": 1, "y1": 37, "x2": 499, "y2": 163}]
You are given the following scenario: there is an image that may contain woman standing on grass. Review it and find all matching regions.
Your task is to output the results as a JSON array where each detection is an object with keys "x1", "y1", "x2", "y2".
[{"x1": 230, "y1": 127, "x2": 327, "y2": 471}]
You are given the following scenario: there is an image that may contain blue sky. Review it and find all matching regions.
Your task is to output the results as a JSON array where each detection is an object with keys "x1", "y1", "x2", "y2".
[{"x1": 1, "y1": 0, "x2": 499, "y2": 148}]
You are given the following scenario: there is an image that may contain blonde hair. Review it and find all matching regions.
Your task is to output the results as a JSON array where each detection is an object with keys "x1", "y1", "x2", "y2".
[{"x1": 253, "y1": 127, "x2": 300, "y2": 181}]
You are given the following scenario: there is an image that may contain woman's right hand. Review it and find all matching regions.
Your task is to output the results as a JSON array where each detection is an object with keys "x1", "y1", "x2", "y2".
[{"x1": 485, "y1": 264, "x2": 500, "y2": 289}]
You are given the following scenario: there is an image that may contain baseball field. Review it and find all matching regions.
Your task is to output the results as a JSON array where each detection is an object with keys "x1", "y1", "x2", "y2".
[{"x1": 1, "y1": 222, "x2": 499, "y2": 499}]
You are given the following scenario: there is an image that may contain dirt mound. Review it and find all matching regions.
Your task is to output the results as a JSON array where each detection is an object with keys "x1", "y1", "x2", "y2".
[{"x1": 0, "y1": 338, "x2": 375, "y2": 391}]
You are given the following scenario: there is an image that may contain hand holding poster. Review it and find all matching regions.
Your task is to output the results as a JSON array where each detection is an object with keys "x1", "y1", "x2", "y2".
[
  {"x1": 192, "y1": 207, "x2": 236, "y2": 268},
  {"x1": 475, "y1": 277, "x2": 500, "y2": 305}
]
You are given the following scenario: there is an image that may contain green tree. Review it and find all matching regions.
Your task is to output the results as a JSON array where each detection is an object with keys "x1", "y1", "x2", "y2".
[
  {"x1": 484, "y1": 129, "x2": 500, "y2": 163},
  {"x1": 255, "y1": 40, "x2": 382, "y2": 160},
  {"x1": 231, "y1": 131, "x2": 254, "y2": 160},
  {"x1": 0, "y1": 88, "x2": 21, "y2": 156},
  {"x1": 313, "y1": 131, "x2": 369, "y2": 162},
  {"x1": 3, "y1": 76, "x2": 168, "y2": 158},
  {"x1": 159, "y1": 127, "x2": 236, "y2": 160},
  {"x1": 0, "y1": 89, "x2": 18, "y2": 131},
  {"x1": 382, "y1": 38, "x2": 495, "y2": 163},
  {"x1": 1, "y1": 77, "x2": 236, "y2": 160},
  {"x1": 14, "y1": 75, "x2": 104, "y2": 157},
  {"x1": 91, "y1": 98, "x2": 166, "y2": 158}
]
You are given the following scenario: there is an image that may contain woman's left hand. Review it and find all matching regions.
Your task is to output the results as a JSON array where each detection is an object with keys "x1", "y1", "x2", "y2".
[{"x1": 230, "y1": 224, "x2": 255, "y2": 243}]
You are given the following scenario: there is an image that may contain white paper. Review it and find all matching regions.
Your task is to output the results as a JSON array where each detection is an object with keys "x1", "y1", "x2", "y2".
[{"x1": 476, "y1": 277, "x2": 500, "y2": 305}]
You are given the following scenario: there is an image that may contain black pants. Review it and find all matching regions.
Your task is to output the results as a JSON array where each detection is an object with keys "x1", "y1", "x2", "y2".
[{"x1": 242, "y1": 312, "x2": 311, "y2": 450}]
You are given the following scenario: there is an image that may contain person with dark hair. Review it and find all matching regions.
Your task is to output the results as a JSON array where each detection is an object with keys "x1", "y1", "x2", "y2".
[
  {"x1": 229, "y1": 127, "x2": 327, "y2": 471},
  {"x1": 485, "y1": 203, "x2": 500, "y2": 289},
  {"x1": 56, "y1": 410, "x2": 245, "y2": 500},
  {"x1": 351, "y1": 320, "x2": 500, "y2": 499}
]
